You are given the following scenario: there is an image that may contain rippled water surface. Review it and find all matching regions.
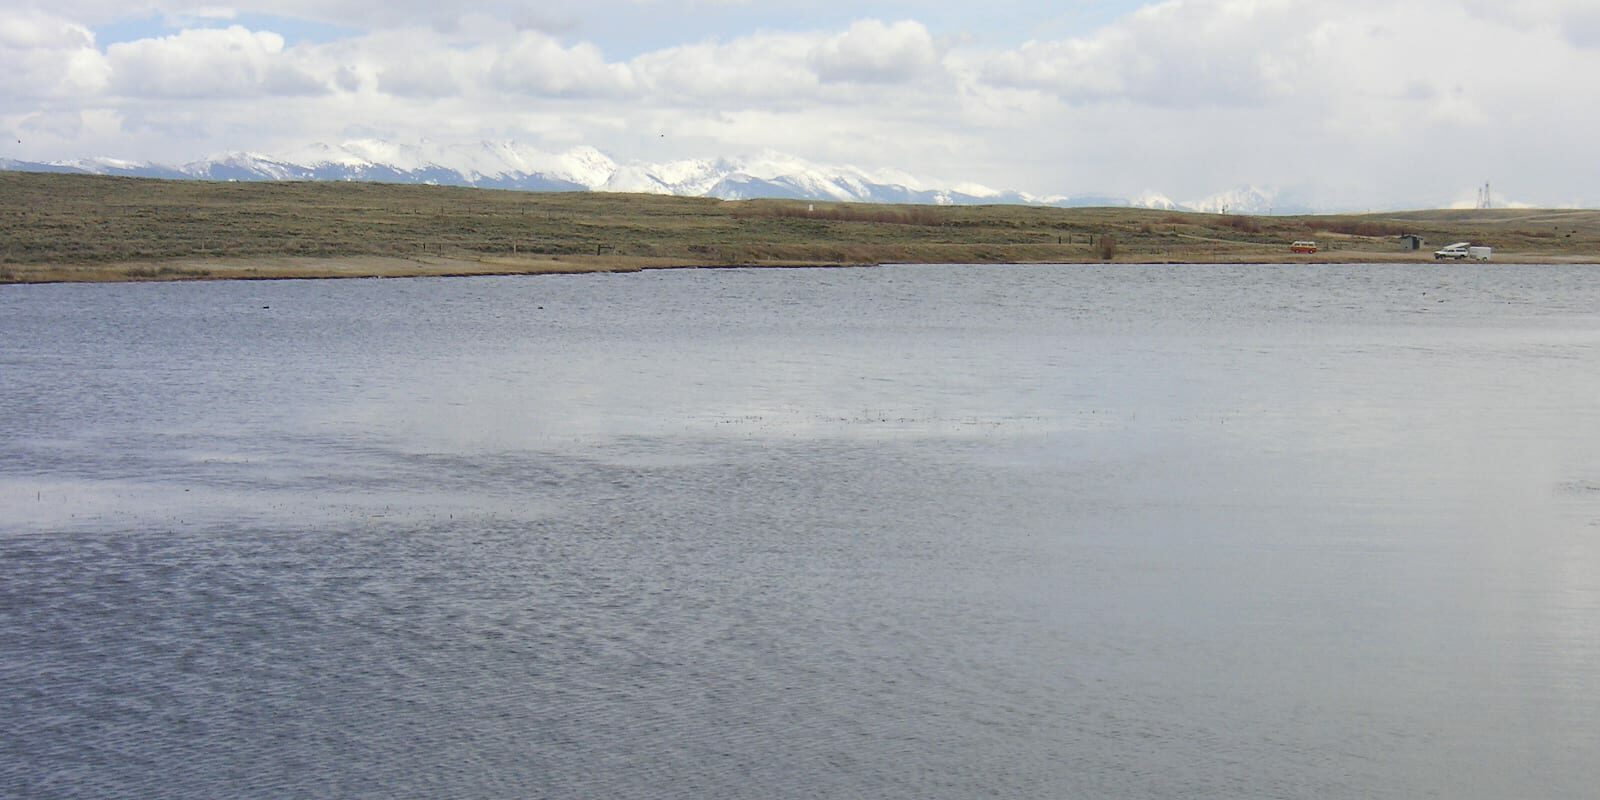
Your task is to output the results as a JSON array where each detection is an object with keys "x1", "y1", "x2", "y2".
[{"x1": 4, "y1": 264, "x2": 1599, "y2": 798}]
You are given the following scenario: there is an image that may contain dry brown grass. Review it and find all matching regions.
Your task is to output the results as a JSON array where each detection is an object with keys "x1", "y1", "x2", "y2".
[
  {"x1": 733, "y1": 202, "x2": 944, "y2": 226},
  {"x1": 4, "y1": 171, "x2": 1599, "y2": 283}
]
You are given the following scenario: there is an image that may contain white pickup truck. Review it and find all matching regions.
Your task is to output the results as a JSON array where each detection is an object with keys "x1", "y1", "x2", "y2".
[{"x1": 1434, "y1": 242, "x2": 1491, "y2": 261}]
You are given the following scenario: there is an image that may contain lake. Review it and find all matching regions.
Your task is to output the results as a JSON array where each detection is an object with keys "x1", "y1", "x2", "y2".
[{"x1": 3, "y1": 263, "x2": 1598, "y2": 798}]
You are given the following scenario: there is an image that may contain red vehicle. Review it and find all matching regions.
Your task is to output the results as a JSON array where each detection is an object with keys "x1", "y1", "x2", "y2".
[{"x1": 1289, "y1": 240, "x2": 1318, "y2": 254}]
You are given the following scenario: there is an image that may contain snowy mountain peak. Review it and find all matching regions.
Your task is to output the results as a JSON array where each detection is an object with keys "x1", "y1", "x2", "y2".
[
  {"x1": 184, "y1": 152, "x2": 304, "y2": 181},
  {"x1": 2, "y1": 140, "x2": 1299, "y2": 212},
  {"x1": 1131, "y1": 191, "x2": 1181, "y2": 211},
  {"x1": 283, "y1": 141, "x2": 373, "y2": 168},
  {"x1": 548, "y1": 145, "x2": 617, "y2": 188},
  {"x1": 1185, "y1": 185, "x2": 1280, "y2": 215}
]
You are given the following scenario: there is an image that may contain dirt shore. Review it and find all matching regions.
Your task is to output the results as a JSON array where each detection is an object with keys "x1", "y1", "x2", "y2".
[
  {"x1": 0, "y1": 254, "x2": 883, "y2": 284},
  {"x1": 6, "y1": 250, "x2": 1597, "y2": 285}
]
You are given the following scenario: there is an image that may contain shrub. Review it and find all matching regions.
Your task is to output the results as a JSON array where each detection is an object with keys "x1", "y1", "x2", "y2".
[
  {"x1": 1317, "y1": 219, "x2": 1405, "y2": 237},
  {"x1": 1226, "y1": 215, "x2": 1262, "y2": 234},
  {"x1": 732, "y1": 203, "x2": 945, "y2": 227},
  {"x1": 1097, "y1": 234, "x2": 1118, "y2": 260}
]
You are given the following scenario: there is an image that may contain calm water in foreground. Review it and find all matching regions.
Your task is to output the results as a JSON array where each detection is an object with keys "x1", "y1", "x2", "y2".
[{"x1": 2, "y1": 263, "x2": 1598, "y2": 799}]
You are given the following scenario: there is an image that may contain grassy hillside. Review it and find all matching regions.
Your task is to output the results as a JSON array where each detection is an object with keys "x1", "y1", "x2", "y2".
[{"x1": 3, "y1": 171, "x2": 1598, "y2": 282}]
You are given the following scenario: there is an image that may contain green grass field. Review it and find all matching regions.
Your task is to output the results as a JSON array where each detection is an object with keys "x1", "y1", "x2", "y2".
[{"x1": 3, "y1": 171, "x2": 1598, "y2": 283}]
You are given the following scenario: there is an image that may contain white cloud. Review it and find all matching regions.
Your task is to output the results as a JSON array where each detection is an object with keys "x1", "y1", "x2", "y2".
[
  {"x1": 631, "y1": 32, "x2": 819, "y2": 104},
  {"x1": 360, "y1": 30, "x2": 491, "y2": 98},
  {"x1": 1555, "y1": 5, "x2": 1600, "y2": 49},
  {"x1": 0, "y1": 13, "x2": 109, "y2": 98},
  {"x1": 959, "y1": 0, "x2": 1600, "y2": 203},
  {"x1": 105, "y1": 26, "x2": 328, "y2": 97},
  {"x1": 808, "y1": 19, "x2": 940, "y2": 84},
  {"x1": 0, "y1": 12, "x2": 96, "y2": 50},
  {"x1": 489, "y1": 32, "x2": 635, "y2": 96},
  {"x1": 1459, "y1": 0, "x2": 1600, "y2": 46},
  {"x1": 982, "y1": 0, "x2": 1310, "y2": 107}
]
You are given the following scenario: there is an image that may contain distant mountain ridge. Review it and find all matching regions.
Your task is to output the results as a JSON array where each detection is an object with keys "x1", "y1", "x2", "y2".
[{"x1": 0, "y1": 140, "x2": 1301, "y2": 212}]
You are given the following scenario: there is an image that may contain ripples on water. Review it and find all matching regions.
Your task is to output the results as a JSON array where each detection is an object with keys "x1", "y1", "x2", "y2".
[{"x1": 3, "y1": 264, "x2": 1599, "y2": 798}]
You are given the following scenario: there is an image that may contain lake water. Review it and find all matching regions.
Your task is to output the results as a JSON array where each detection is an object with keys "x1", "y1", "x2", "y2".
[{"x1": 3, "y1": 263, "x2": 1598, "y2": 799}]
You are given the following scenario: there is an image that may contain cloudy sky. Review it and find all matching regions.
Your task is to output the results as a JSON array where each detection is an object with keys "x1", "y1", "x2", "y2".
[{"x1": 4, "y1": 0, "x2": 1599, "y2": 207}]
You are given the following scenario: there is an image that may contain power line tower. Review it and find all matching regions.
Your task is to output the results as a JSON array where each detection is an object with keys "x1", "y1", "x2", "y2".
[{"x1": 1477, "y1": 182, "x2": 1492, "y2": 209}]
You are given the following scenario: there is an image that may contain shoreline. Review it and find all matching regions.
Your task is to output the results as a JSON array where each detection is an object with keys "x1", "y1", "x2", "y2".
[{"x1": 5, "y1": 252, "x2": 1598, "y2": 285}]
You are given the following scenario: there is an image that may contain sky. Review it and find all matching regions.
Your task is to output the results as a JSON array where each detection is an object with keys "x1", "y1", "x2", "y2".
[{"x1": 4, "y1": 0, "x2": 1600, "y2": 208}]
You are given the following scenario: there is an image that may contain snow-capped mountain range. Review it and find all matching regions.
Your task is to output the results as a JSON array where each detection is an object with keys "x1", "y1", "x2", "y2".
[{"x1": 0, "y1": 139, "x2": 1300, "y2": 213}]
